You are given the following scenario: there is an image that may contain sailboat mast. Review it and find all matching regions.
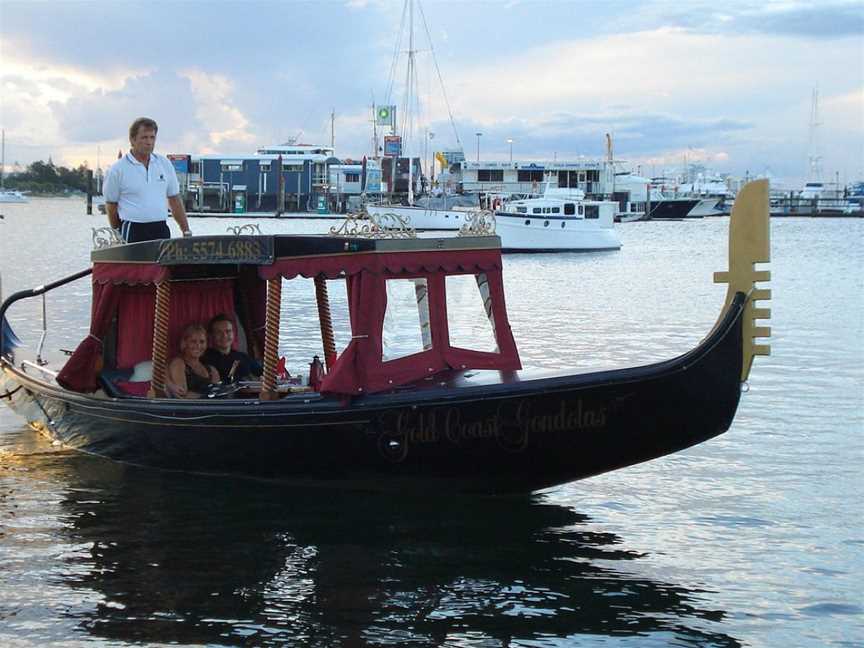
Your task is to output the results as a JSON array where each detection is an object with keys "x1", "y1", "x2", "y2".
[
  {"x1": 406, "y1": 0, "x2": 415, "y2": 205},
  {"x1": 1, "y1": 129, "x2": 5, "y2": 191}
]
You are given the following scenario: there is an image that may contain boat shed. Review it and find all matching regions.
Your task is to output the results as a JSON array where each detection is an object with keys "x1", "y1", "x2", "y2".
[{"x1": 173, "y1": 143, "x2": 335, "y2": 214}]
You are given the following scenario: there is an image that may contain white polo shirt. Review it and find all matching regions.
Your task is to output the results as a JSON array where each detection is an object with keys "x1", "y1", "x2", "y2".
[{"x1": 103, "y1": 152, "x2": 180, "y2": 223}]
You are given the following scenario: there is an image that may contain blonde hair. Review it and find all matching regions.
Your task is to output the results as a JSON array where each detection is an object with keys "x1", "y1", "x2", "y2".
[{"x1": 179, "y1": 324, "x2": 207, "y2": 353}]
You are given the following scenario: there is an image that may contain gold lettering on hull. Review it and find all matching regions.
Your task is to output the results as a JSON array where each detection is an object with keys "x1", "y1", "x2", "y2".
[{"x1": 377, "y1": 398, "x2": 608, "y2": 461}]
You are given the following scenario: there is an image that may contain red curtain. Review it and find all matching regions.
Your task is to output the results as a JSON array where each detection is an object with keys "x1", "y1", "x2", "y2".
[
  {"x1": 116, "y1": 279, "x2": 237, "y2": 368},
  {"x1": 93, "y1": 263, "x2": 167, "y2": 285},
  {"x1": 56, "y1": 281, "x2": 122, "y2": 392},
  {"x1": 320, "y1": 271, "x2": 386, "y2": 394}
]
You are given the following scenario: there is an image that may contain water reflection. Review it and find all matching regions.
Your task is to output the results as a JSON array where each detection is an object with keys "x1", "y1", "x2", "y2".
[{"x1": 12, "y1": 453, "x2": 744, "y2": 647}]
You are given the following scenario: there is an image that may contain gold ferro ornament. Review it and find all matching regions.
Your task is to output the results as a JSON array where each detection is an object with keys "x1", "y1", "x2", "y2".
[{"x1": 713, "y1": 179, "x2": 771, "y2": 381}]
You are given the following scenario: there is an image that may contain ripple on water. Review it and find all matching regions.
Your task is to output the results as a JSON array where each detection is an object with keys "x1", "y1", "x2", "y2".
[{"x1": 1, "y1": 203, "x2": 863, "y2": 647}]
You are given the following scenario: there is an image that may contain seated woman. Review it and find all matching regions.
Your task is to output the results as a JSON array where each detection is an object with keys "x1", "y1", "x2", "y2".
[{"x1": 166, "y1": 324, "x2": 221, "y2": 398}]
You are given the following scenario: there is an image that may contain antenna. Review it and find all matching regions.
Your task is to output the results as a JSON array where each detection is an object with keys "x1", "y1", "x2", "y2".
[{"x1": 807, "y1": 88, "x2": 823, "y2": 181}]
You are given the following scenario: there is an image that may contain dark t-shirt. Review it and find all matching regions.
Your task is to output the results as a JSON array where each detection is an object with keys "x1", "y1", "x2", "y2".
[{"x1": 201, "y1": 349, "x2": 262, "y2": 383}]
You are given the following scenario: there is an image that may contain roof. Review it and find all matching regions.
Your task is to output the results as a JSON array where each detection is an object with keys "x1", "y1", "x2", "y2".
[{"x1": 91, "y1": 234, "x2": 502, "y2": 267}]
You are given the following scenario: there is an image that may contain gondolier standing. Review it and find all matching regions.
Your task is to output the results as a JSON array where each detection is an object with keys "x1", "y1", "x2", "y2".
[{"x1": 104, "y1": 117, "x2": 191, "y2": 243}]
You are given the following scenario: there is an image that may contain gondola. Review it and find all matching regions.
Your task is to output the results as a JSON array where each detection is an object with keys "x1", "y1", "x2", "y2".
[{"x1": 0, "y1": 181, "x2": 771, "y2": 493}]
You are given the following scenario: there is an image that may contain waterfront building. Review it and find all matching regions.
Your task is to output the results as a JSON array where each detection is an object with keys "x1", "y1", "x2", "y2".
[
  {"x1": 171, "y1": 143, "x2": 333, "y2": 213},
  {"x1": 169, "y1": 143, "x2": 421, "y2": 214},
  {"x1": 459, "y1": 159, "x2": 615, "y2": 198}
]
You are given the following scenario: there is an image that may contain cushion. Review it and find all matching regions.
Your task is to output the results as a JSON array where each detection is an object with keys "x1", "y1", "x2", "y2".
[
  {"x1": 130, "y1": 360, "x2": 153, "y2": 382},
  {"x1": 114, "y1": 380, "x2": 151, "y2": 397}
]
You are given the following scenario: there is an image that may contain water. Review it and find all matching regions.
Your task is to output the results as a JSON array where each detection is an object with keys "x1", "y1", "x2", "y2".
[{"x1": 1, "y1": 198, "x2": 862, "y2": 647}]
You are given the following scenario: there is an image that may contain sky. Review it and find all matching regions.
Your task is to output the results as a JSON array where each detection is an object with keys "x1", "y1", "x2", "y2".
[{"x1": 1, "y1": 0, "x2": 862, "y2": 187}]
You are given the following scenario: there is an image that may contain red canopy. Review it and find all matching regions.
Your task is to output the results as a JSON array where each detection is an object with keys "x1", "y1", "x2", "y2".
[
  {"x1": 261, "y1": 248, "x2": 520, "y2": 396},
  {"x1": 58, "y1": 244, "x2": 521, "y2": 396}
]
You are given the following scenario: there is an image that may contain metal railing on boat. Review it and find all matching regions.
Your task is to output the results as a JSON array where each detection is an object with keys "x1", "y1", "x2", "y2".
[{"x1": 0, "y1": 268, "x2": 93, "y2": 360}]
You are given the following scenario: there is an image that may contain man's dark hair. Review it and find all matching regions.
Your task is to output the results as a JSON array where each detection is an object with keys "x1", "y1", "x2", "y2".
[
  {"x1": 129, "y1": 117, "x2": 158, "y2": 141},
  {"x1": 208, "y1": 313, "x2": 234, "y2": 334}
]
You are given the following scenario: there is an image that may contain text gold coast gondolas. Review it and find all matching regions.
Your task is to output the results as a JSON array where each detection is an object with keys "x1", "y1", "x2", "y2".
[{"x1": 0, "y1": 181, "x2": 771, "y2": 493}]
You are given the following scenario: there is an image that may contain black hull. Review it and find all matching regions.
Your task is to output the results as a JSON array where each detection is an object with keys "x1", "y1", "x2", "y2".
[
  {"x1": 1, "y1": 295, "x2": 745, "y2": 493},
  {"x1": 647, "y1": 199, "x2": 701, "y2": 220}
]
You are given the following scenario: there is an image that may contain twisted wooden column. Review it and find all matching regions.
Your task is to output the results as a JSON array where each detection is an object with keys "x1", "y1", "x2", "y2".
[
  {"x1": 259, "y1": 277, "x2": 282, "y2": 401},
  {"x1": 314, "y1": 274, "x2": 337, "y2": 371},
  {"x1": 148, "y1": 280, "x2": 171, "y2": 398}
]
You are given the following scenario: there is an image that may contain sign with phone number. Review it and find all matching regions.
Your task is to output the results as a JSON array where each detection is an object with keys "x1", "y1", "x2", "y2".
[{"x1": 158, "y1": 237, "x2": 273, "y2": 265}]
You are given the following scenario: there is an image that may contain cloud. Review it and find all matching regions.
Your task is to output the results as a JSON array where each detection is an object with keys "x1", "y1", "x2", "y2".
[
  {"x1": 180, "y1": 69, "x2": 256, "y2": 150},
  {"x1": 653, "y1": 1, "x2": 864, "y2": 39},
  {"x1": 1, "y1": 1, "x2": 861, "y2": 184},
  {"x1": 49, "y1": 71, "x2": 201, "y2": 144}
]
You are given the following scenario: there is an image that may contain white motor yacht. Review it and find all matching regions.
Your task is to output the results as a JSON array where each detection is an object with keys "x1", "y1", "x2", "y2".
[
  {"x1": 0, "y1": 130, "x2": 28, "y2": 204},
  {"x1": 0, "y1": 190, "x2": 28, "y2": 204},
  {"x1": 493, "y1": 188, "x2": 621, "y2": 252}
]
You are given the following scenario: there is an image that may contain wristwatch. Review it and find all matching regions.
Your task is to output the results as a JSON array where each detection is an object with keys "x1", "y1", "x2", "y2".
[{"x1": 182, "y1": 230, "x2": 193, "y2": 238}]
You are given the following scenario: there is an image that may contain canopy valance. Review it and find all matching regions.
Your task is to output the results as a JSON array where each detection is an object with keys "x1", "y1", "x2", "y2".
[{"x1": 259, "y1": 248, "x2": 502, "y2": 281}]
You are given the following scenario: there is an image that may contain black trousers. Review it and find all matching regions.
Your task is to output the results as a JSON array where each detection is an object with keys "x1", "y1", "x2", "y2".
[{"x1": 120, "y1": 220, "x2": 170, "y2": 243}]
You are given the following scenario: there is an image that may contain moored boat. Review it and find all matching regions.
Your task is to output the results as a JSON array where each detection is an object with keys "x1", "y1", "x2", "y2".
[
  {"x1": 365, "y1": 203, "x2": 471, "y2": 230},
  {"x1": 0, "y1": 181, "x2": 771, "y2": 493},
  {"x1": 0, "y1": 130, "x2": 28, "y2": 204},
  {"x1": 0, "y1": 189, "x2": 28, "y2": 204},
  {"x1": 491, "y1": 187, "x2": 621, "y2": 252}
]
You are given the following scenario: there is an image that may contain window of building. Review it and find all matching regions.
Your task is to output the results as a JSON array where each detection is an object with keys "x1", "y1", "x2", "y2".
[
  {"x1": 586, "y1": 170, "x2": 600, "y2": 182},
  {"x1": 477, "y1": 169, "x2": 504, "y2": 182},
  {"x1": 517, "y1": 170, "x2": 544, "y2": 182},
  {"x1": 446, "y1": 274, "x2": 498, "y2": 353},
  {"x1": 345, "y1": 173, "x2": 360, "y2": 182},
  {"x1": 259, "y1": 162, "x2": 271, "y2": 172},
  {"x1": 190, "y1": 161, "x2": 201, "y2": 174},
  {"x1": 585, "y1": 205, "x2": 599, "y2": 219},
  {"x1": 313, "y1": 163, "x2": 327, "y2": 185},
  {"x1": 382, "y1": 278, "x2": 432, "y2": 361},
  {"x1": 282, "y1": 164, "x2": 303, "y2": 173},
  {"x1": 221, "y1": 161, "x2": 243, "y2": 172}
]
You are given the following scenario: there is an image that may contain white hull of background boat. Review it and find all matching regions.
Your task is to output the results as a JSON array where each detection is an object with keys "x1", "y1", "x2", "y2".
[
  {"x1": 493, "y1": 212, "x2": 621, "y2": 252},
  {"x1": 366, "y1": 205, "x2": 465, "y2": 230},
  {"x1": 0, "y1": 190, "x2": 28, "y2": 204},
  {"x1": 616, "y1": 211, "x2": 645, "y2": 223},
  {"x1": 687, "y1": 198, "x2": 724, "y2": 217}
]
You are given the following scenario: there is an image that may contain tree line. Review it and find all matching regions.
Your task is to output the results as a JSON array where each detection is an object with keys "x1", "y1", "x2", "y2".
[{"x1": 3, "y1": 160, "x2": 94, "y2": 194}]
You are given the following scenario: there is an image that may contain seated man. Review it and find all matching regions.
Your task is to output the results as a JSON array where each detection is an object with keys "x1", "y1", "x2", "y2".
[{"x1": 202, "y1": 313, "x2": 262, "y2": 383}]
